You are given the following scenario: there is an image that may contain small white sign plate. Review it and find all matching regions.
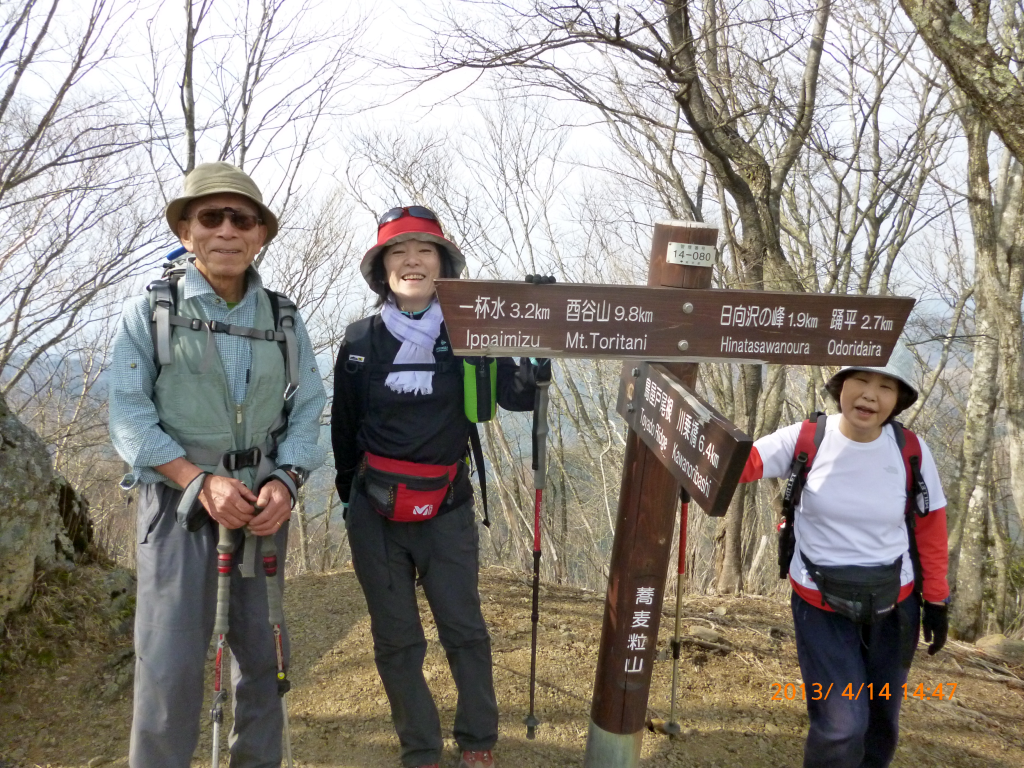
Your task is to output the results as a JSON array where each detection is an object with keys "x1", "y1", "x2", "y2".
[{"x1": 667, "y1": 241, "x2": 717, "y2": 267}]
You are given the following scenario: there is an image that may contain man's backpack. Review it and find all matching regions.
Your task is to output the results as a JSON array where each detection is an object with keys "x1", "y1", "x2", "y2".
[
  {"x1": 146, "y1": 252, "x2": 301, "y2": 399},
  {"x1": 342, "y1": 314, "x2": 492, "y2": 526},
  {"x1": 778, "y1": 412, "x2": 931, "y2": 598}
]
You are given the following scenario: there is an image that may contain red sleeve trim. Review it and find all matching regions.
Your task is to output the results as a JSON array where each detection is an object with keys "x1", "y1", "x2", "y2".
[
  {"x1": 739, "y1": 447, "x2": 764, "y2": 483},
  {"x1": 914, "y1": 506, "x2": 949, "y2": 603}
]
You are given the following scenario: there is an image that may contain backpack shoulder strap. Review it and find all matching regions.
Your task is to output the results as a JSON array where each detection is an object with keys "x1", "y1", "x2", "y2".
[
  {"x1": 264, "y1": 289, "x2": 300, "y2": 400},
  {"x1": 891, "y1": 420, "x2": 928, "y2": 599},
  {"x1": 777, "y1": 411, "x2": 826, "y2": 579},
  {"x1": 342, "y1": 316, "x2": 376, "y2": 371},
  {"x1": 342, "y1": 315, "x2": 378, "y2": 413},
  {"x1": 891, "y1": 421, "x2": 928, "y2": 517},
  {"x1": 342, "y1": 315, "x2": 454, "y2": 376},
  {"x1": 469, "y1": 423, "x2": 490, "y2": 527},
  {"x1": 146, "y1": 270, "x2": 184, "y2": 368},
  {"x1": 782, "y1": 411, "x2": 827, "y2": 515}
]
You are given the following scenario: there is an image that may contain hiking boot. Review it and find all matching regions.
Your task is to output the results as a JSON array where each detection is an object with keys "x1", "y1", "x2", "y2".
[{"x1": 459, "y1": 751, "x2": 495, "y2": 768}]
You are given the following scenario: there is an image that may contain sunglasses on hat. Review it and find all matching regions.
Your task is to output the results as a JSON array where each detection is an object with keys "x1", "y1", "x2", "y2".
[
  {"x1": 189, "y1": 207, "x2": 263, "y2": 232},
  {"x1": 377, "y1": 206, "x2": 439, "y2": 228}
]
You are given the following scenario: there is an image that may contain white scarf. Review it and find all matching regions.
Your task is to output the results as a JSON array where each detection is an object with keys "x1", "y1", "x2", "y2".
[{"x1": 380, "y1": 298, "x2": 444, "y2": 395}]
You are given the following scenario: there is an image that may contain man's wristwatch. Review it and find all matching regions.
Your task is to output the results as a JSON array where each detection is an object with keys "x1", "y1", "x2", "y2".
[{"x1": 278, "y1": 465, "x2": 308, "y2": 489}]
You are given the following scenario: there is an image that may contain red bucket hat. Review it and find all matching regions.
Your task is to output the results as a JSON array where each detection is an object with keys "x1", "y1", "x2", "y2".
[{"x1": 360, "y1": 207, "x2": 467, "y2": 293}]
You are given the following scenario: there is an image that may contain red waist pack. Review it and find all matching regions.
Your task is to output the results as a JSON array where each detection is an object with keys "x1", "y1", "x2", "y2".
[{"x1": 360, "y1": 452, "x2": 458, "y2": 522}]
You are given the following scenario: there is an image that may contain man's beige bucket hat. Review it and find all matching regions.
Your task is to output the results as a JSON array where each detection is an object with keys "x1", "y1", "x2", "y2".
[{"x1": 165, "y1": 161, "x2": 279, "y2": 244}]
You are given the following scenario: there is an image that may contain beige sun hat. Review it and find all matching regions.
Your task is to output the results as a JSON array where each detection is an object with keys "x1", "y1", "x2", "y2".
[
  {"x1": 827, "y1": 339, "x2": 920, "y2": 408},
  {"x1": 165, "y1": 161, "x2": 279, "y2": 244}
]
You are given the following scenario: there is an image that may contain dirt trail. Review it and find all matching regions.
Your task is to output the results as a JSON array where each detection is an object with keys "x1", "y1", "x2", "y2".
[{"x1": 1, "y1": 566, "x2": 1022, "y2": 767}]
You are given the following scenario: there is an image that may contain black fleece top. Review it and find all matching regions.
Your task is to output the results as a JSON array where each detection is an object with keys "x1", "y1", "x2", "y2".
[{"x1": 331, "y1": 314, "x2": 536, "y2": 505}]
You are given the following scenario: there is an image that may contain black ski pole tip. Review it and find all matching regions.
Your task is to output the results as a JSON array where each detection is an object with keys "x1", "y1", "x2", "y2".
[{"x1": 524, "y1": 713, "x2": 540, "y2": 739}]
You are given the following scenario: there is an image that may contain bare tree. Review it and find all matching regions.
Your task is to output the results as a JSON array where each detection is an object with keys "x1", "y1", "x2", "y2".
[
  {"x1": 898, "y1": 0, "x2": 1024, "y2": 164},
  {"x1": 0, "y1": 0, "x2": 164, "y2": 394}
]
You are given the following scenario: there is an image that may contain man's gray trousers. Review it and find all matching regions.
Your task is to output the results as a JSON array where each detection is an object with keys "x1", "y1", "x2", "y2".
[
  {"x1": 130, "y1": 482, "x2": 289, "y2": 768},
  {"x1": 347, "y1": 491, "x2": 499, "y2": 768}
]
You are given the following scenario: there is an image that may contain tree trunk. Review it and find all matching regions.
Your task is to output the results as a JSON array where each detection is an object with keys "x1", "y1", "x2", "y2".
[
  {"x1": 958, "y1": 97, "x2": 1024, "y2": 539},
  {"x1": 716, "y1": 363, "x2": 762, "y2": 594},
  {"x1": 897, "y1": 0, "x2": 1024, "y2": 166},
  {"x1": 946, "y1": 307, "x2": 998, "y2": 581},
  {"x1": 951, "y1": 468, "x2": 988, "y2": 641},
  {"x1": 986, "y1": 497, "x2": 1009, "y2": 631}
]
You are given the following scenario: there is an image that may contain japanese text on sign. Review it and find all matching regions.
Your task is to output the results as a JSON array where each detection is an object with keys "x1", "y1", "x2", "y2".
[
  {"x1": 567, "y1": 299, "x2": 654, "y2": 324},
  {"x1": 625, "y1": 586, "x2": 657, "y2": 674},
  {"x1": 439, "y1": 279, "x2": 913, "y2": 364}
]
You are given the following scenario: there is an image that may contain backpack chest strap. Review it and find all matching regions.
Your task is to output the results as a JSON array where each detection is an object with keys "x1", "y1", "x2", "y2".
[
  {"x1": 165, "y1": 313, "x2": 286, "y2": 343},
  {"x1": 149, "y1": 273, "x2": 302, "y2": 400}
]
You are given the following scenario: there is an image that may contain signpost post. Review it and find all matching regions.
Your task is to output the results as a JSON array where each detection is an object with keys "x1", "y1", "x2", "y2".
[{"x1": 433, "y1": 220, "x2": 915, "y2": 767}]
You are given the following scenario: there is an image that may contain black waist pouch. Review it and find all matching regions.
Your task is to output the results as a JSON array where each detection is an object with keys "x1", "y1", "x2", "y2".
[{"x1": 801, "y1": 553, "x2": 903, "y2": 624}]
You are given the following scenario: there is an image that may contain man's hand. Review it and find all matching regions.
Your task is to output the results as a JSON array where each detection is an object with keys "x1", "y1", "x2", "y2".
[
  {"x1": 249, "y1": 479, "x2": 292, "y2": 537},
  {"x1": 199, "y1": 475, "x2": 258, "y2": 529}
]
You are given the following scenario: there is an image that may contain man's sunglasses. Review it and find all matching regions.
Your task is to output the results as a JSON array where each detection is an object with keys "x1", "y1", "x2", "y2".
[
  {"x1": 189, "y1": 207, "x2": 263, "y2": 231},
  {"x1": 377, "y1": 206, "x2": 439, "y2": 228}
]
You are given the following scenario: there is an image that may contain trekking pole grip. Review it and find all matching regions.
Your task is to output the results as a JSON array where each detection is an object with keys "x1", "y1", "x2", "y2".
[
  {"x1": 262, "y1": 533, "x2": 285, "y2": 626},
  {"x1": 215, "y1": 524, "x2": 233, "y2": 636},
  {"x1": 533, "y1": 380, "x2": 550, "y2": 491}
]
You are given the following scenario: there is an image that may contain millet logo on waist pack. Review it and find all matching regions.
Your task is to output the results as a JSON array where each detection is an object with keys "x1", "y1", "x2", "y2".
[{"x1": 412, "y1": 504, "x2": 434, "y2": 517}]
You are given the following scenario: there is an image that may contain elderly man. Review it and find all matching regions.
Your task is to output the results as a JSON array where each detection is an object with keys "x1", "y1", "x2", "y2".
[{"x1": 109, "y1": 162, "x2": 326, "y2": 767}]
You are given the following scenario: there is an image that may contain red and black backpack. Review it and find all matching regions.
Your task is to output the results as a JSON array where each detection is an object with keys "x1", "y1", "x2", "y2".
[{"x1": 778, "y1": 412, "x2": 931, "y2": 597}]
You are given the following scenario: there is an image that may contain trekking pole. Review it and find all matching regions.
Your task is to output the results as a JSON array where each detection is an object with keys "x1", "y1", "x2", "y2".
[
  {"x1": 261, "y1": 530, "x2": 294, "y2": 767},
  {"x1": 211, "y1": 524, "x2": 233, "y2": 768},
  {"x1": 665, "y1": 489, "x2": 690, "y2": 736},
  {"x1": 524, "y1": 366, "x2": 550, "y2": 740}
]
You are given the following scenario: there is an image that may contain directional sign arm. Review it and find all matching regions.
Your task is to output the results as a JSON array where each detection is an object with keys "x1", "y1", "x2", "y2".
[{"x1": 436, "y1": 279, "x2": 914, "y2": 366}]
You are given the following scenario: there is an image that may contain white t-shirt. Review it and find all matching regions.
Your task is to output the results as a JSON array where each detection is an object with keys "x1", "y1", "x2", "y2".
[{"x1": 755, "y1": 414, "x2": 947, "y2": 591}]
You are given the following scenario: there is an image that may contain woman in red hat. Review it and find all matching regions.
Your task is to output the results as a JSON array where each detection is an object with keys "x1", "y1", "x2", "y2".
[{"x1": 331, "y1": 207, "x2": 542, "y2": 768}]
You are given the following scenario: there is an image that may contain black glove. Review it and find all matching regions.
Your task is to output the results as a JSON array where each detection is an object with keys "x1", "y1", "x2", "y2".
[
  {"x1": 514, "y1": 357, "x2": 552, "y2": 392},
  {"x1": 525, "y1": 274, "x2": 556, "y2": 284},
  {"x1": 922, "y1": 601, "x2": 948, "y2": 655},
  {"x1": 533, "y1": 357, "x2": 551, "y2": 383}
]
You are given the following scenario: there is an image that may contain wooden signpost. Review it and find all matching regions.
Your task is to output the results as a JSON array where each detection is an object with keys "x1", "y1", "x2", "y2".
[
  {"x1": 616, "y1": 363, "x2": 752, "y2": 517},
  {"x1": 434, "y1": 220, "x2": 914, "y2": 767}
]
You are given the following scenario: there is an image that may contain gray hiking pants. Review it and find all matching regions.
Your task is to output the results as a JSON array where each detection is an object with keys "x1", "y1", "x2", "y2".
[
  {"x1": 130, "y1": 482, "x2": 289, "y2": 768},
  {"x1": 347, "y1": 490, "x2": 498, "y2": 768}
]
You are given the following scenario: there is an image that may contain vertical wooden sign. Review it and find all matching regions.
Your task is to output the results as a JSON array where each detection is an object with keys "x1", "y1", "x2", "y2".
[{"x1": 584, "y1": 221, "x2": 718, "y2": 765}]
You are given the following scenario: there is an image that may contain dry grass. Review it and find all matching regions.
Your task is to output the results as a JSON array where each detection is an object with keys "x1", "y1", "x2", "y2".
[{"x1": 0, "y1": 564, "x2": 130, "y2": 676}]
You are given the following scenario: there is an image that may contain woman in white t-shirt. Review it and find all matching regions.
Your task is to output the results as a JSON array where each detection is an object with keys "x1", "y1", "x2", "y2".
[{"x1": 739, "y1": 343, "x2": 949, "y2": 768}]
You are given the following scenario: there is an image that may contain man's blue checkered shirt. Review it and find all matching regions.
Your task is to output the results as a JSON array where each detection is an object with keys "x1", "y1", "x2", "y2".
[{"x1": 109, "y1": 261, "x2": 327, "y2": 486}]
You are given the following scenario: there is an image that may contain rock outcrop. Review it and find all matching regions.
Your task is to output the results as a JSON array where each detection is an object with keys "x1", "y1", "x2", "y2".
[{"x1": 0, "y1": 392, "x2": 92, "y2": 622}]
